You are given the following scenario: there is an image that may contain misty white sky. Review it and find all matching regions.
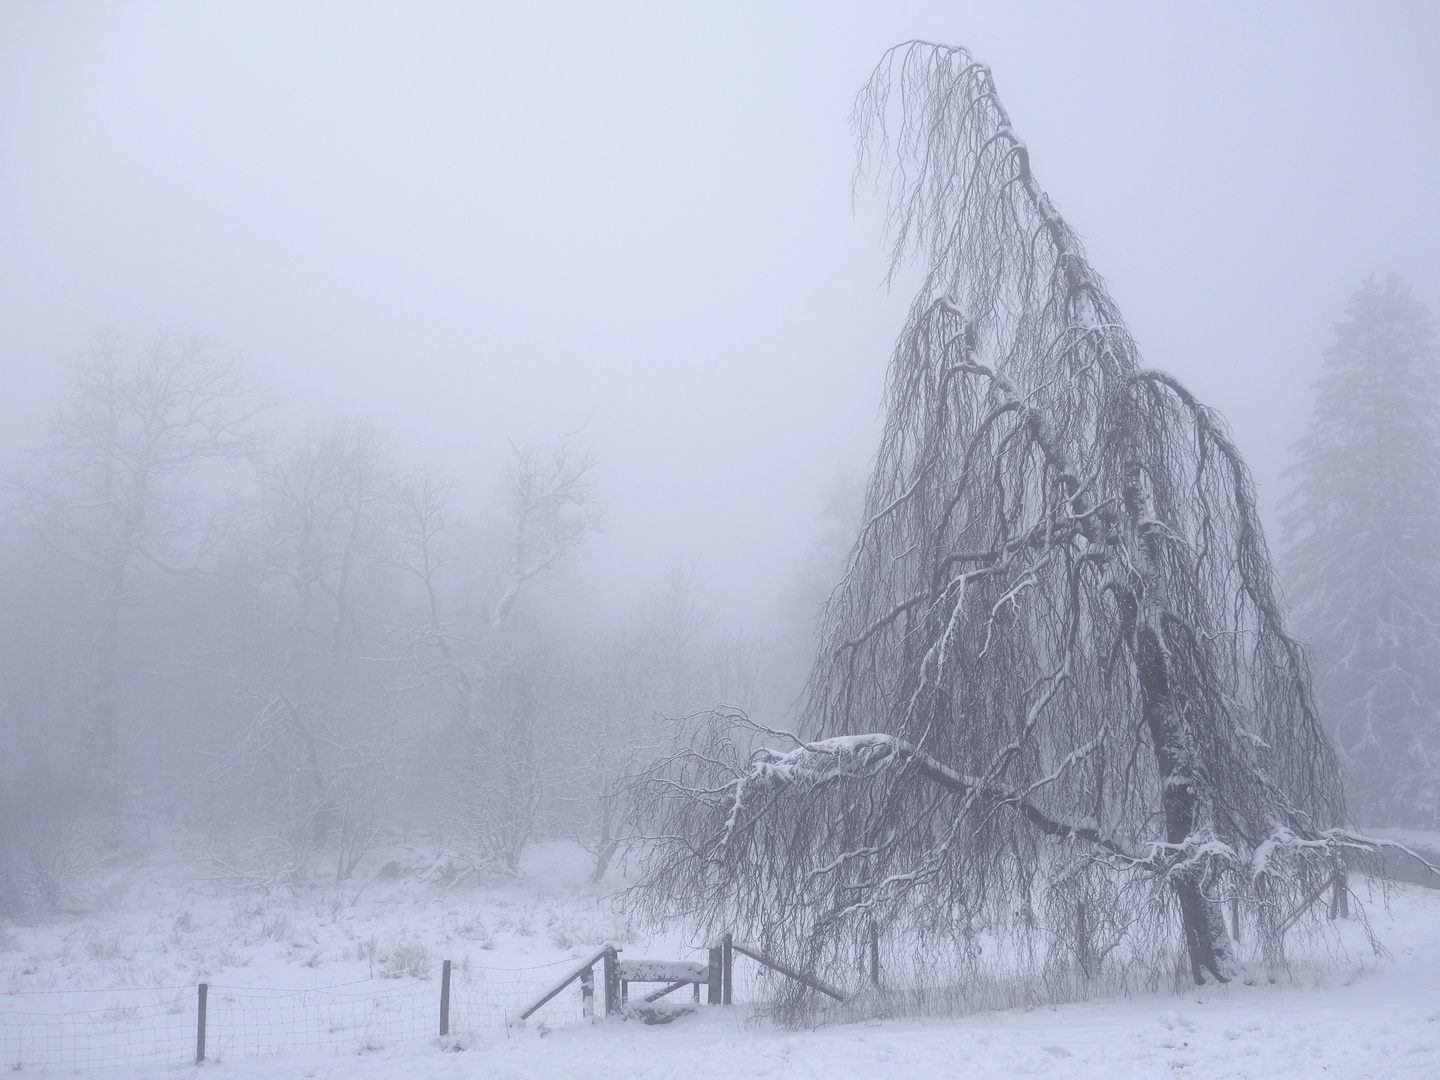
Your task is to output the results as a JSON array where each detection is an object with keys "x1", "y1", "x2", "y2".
[{"x1": 1, "y1": 1, "x2": 1437, "y2": 626}]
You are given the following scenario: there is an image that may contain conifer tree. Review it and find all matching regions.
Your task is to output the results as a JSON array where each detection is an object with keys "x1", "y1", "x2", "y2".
[{"x1": 1283, "y1": 276, "x2": 1440, "y2": 826}]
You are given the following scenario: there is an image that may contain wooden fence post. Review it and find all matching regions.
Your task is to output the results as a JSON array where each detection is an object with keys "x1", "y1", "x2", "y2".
[
  {"x1": 707, "y1": 945, "x2": 722, "y2": 1004},
  {"x1": 195, "y1": 983, "x2": 207, "y2": 1065},
  {"x1": 439, "y1": 959, "x2": 451, "y2": 1036},
  {"x1": 519, "y1": 944, "x2": 619, "y2": 1022},
  {"x1": 722, "y1": 933, "x2": 732, "y2": 1005},
  {"x1": 580, "y1": 965, "x2": 594, "y2": 1019},
  {"x1": 602, "y1": 945, "x2": 620, "y2": 1016},
  {"x1": 1230, "y1": 896, "x2": 1241, "y2": 942}
]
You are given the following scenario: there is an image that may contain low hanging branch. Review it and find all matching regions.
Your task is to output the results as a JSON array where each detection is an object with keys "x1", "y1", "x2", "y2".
[{"x1": 629, "y1": 42, "x2": 1416, "y2": 1003}]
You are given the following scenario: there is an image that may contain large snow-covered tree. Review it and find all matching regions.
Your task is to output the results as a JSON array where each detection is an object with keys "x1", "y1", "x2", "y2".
[
  {"x1": 1283, "y1": 277, "x2": 1440, "y2": 827},
  {"x1": 630, "y1": 43, "x2": 1373, "y2": 1002}
]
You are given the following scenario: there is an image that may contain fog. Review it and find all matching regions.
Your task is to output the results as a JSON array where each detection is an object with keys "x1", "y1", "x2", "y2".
[
  {"x1": 3, "y1": 1, "x2": 1435, "y2": 626},
  {"x1": 3, "y1": 5, "x2": 1440, "y2": 1067}
]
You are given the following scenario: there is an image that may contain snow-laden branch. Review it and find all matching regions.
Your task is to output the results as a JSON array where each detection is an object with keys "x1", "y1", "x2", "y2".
[
  {"x1": 712, "y1": 730, "x2": 1144, "y2": 864},
  {"x1": 630, "y1": 42, "x2": 1350, "y2": 1007}
]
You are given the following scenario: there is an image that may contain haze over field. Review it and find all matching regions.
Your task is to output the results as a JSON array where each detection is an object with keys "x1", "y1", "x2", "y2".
[
  {"x1": 2, "y1": 5, "x2": 1440, "y2": 1078},
  {"x1": 2, "y1": 1, "x2": 1436, "y2": 623}
]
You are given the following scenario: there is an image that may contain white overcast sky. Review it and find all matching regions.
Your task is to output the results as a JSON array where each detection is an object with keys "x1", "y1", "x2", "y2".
[{"x1": 1, "y1": 1, "x2": 1437, "y2": 625}]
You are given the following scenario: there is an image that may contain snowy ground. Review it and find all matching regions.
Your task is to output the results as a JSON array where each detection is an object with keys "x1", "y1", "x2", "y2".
[{"x1": 3, "y1": 827, "x2": 1438, "y2": 1079}]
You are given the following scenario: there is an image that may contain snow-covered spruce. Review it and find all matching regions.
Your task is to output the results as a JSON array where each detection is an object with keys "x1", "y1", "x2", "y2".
[
  {"x1": 1282, "y1": 276, "x2": 1440, "y2": 828},
  {"x1": 626, "y1": 42, "x2": 1397, "y2": 1015}
]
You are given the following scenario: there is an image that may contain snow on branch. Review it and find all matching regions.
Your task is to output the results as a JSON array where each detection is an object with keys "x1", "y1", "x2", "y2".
[{"x1": 630, "y1": 42, "x2": 1353, "y2": 1007}]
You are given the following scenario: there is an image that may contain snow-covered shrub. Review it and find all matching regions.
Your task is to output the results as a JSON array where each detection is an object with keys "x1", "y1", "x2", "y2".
[{"x1": 375, "y1": 936, "x2": 433, "y2": 979}]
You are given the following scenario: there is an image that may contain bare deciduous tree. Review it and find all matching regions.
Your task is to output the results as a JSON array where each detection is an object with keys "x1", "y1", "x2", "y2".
[
  {"x1": 215, "y1": 418, "x2": 401, "y2": 883},
  {"x1": 16, "y1": 337, "x2": 262, "y2": 835},
  {"x1": 411, "y1": 442, "x2": 604, "y2": 878},
  {"x1": 629, "y1": 44, "x2": 1406, "y2": 1008},
  {"x1": 489, "y1": 444, "x2": 603, "y2": 630},
  {"x1": 566, "y1": 568, "x2": 766, "y2": 884}
]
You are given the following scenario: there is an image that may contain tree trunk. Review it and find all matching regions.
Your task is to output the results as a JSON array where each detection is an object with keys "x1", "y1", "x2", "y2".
[
  {"x1": 90, "y1": 557, "x2": 127, "y2": 845},
  {"x1": 1136, "y1": 621, "x2": 1235, "y2": 984},
  {"x1": 590, "y1": 802, "x2": 619, "y2": 884}
]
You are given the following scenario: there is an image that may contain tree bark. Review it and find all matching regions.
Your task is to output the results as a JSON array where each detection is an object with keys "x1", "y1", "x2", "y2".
[{"x1": 1136, "y1": 621, "x2": 1235, "y2": 984}]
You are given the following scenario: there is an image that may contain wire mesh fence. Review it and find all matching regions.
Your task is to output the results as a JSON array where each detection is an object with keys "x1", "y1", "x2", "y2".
[
  {"x1": 0, "y1": 985, "x2": 195, "y2": 1072},
  {"x1": 204, "y1": 980, "x2": 436, "y2": 1060},
  {"x1": 454, "y1": 961, "x2": 588, "y2": 1029},
  {"x1": 0, "y1": 948, "x2": 741, "y2": 1072}
]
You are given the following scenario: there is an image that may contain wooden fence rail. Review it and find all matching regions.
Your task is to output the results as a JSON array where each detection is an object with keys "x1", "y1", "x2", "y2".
[
  {"x1": 518, "y1": 931, "x2": 850, "y2": 1024},
  {"x1": 728, "y1": 940, "x2": 848, "y2": 1002},
  {"x1": 519, "y1": 943, "x2": 623, "y2": 1020}
]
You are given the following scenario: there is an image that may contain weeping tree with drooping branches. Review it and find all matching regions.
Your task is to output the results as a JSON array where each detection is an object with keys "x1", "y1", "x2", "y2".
[{"x1": 627, "y1": 42, "x2": 1417, "y2": 1010}]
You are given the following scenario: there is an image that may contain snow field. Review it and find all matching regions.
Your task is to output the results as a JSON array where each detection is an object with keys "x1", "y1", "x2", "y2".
[{"x1": 2, "y1": 830, "x2": 1438, "y2": 1078}]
